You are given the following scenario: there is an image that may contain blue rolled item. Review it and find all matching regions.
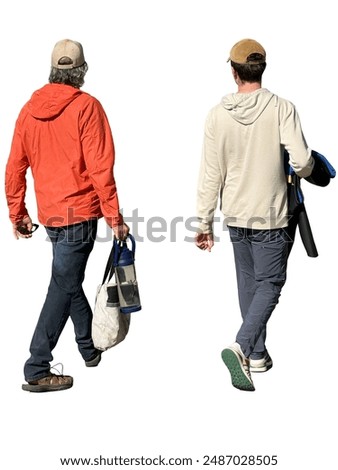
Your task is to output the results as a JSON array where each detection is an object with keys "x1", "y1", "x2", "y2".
[
  {"x1": 286, "y1": 177, "x2": 318, "y2": 258},
  {"x1": 284, "y1": 149, "x2": 335, "y2": 258},
  {"x1": 305, "y1": 150, "x2": 336, "y2": 187},
  {"x1": 113, "y1": 234, "x2": 142, "y2": 314}
]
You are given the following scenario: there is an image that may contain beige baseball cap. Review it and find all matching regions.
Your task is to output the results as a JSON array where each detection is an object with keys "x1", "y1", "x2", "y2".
[
  {"x1": 228, "y1": 38, "x2": 266, "y2": 64},
  {"x1": 51, "y1": 39, "x2": 85, "y2": 69}
]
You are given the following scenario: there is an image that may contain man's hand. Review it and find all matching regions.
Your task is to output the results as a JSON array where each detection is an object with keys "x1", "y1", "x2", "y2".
[
  {"x1": 113, "y1": 223, "x2": 130, "y2": 241},
  {"x1": 13, "y1": 215, "x2": 33, "y2": 240},
  {"x1": 195, "y1": 232, "x2": 214, "y2": 252}
]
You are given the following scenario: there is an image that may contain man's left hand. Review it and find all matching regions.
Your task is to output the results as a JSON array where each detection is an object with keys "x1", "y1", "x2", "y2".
[{"x1": 113, "y1": 223, "x2": 130, "y2": 241}]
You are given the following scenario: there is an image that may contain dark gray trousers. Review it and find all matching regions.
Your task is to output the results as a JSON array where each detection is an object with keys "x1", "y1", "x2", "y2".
[{"x1": 228, "y1": 227, "x2": 288, "y2": 359}]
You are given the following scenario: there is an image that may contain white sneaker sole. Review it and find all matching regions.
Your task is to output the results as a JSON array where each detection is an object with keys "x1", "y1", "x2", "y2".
[{"x1": 250, "y1": 358, "x2": 273, "y2": 373}]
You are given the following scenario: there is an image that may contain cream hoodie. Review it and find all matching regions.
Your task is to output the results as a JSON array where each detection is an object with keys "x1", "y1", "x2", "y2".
[{"x1": 197, "y1": 88, "x2": 314, "y2": 232}]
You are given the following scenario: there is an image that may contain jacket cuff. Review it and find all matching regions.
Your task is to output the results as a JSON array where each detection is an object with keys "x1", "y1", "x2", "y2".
[
  {"x1": 106, "y1": 212, "x2": 124, "y2": 228},
  {"x1": 10, "y1": 213, "x2": 30, "y2": 225},
  {"x1": 197, "y1": 220, "x2": 213, "y2": 234}
]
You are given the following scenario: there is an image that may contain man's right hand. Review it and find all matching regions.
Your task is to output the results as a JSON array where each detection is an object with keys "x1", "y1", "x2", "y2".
[
  {"x1": 13, "y1": 216, "x2": 33, "y2": 240},
  {"x1": 195, "y1": 232, "x2": 214, "y2": 252}
]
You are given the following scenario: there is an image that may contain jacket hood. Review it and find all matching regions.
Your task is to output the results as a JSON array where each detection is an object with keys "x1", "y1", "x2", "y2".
[
  {"x1": 27, "y1": 83, "x2": 82, "y2": 119},
  {"x1": 221, "y1": 88, "x2": 274, "y2": 125}
]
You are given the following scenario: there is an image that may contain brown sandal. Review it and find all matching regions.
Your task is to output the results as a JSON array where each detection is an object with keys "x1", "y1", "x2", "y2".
[{"x1": 22, "y1": 373, "x2": 73, "y2": 392}]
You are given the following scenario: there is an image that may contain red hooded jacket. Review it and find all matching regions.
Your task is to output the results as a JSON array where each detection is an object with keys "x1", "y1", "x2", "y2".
[{"x1": 5, "y1": 83, "x2": 123, "y2": 227}]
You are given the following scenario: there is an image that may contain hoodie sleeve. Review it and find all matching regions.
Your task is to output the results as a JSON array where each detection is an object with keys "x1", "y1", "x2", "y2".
[
  {"x1": 80, "y1": 98, "x2": 123, "y2": 228},
  {"x1": 196, "y1": 109, "x2": 223, "y2": 233},
  {"x1": 5, "y1": 115, "x2": 30, "y2": 224},
  {"x1": 279, "y1": 100, "x2": 314, "y2": 178}
]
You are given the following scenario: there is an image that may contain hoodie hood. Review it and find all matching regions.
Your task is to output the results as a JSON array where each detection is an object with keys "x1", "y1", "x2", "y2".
[
  {"x1": 221, "y1": 88, "x2": 274, "y2": 125},
  {"x1": 27, "y1": 83, "x2": 82, "y2": 120}
]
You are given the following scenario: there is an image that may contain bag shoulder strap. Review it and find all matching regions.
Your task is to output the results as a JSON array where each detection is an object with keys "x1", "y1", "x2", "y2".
[{"x1": 102, "y1": 244, "x2": 115, "y2": 285}]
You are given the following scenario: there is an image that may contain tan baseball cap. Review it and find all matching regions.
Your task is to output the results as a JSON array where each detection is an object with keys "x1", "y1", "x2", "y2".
[
  {"x1": 51, "y1": 39, "x2": 85, "y2": 69},
  {"x1": 228, "y1": 38, "x2": 266, "y2": 64}
]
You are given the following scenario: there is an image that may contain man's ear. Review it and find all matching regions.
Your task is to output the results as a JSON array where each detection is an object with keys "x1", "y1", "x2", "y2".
[{"x1": 231, "y1": 67, "x2": 238, "y2": 81}]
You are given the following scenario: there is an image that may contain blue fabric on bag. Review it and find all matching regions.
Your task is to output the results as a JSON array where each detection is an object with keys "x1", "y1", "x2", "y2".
[
  {"x1": 311, "y1": 150, "x2": 336, "y2": 177},
  {"x1": 304, "y1": 150, "x2": 336, "y2": 187}
]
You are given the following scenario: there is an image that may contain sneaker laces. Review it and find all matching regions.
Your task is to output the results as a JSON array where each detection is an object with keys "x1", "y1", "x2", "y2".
[
  {"x1": 50, "y1": 362, "x2": 64, "y2": 376},
  {"x1": 243, "y1": 360, "x2": 249, "y2": 371},
  {"x1": 233, "y1": 344, "x2": 252, "y2": 378},
  {"x1": 243, "y1": 361, "x2": 253, "y2": 380},
  {"x1": 237, "y1": 352, "x2": 253, "y2": 380}
]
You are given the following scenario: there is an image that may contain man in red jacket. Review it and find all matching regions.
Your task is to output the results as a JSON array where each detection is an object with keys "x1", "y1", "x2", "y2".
[{"x1": 5, "y1": 39, "x2": 129, "y2": 392}]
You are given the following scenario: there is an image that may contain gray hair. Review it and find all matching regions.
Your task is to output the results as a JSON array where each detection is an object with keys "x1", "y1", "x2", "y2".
[{"x1": 48, "y1": 62, "x2": 88, "y2": 88}]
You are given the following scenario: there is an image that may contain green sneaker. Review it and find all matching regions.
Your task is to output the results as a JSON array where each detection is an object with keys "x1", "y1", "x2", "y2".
[{"x1": 221, "y1": 343, "x2": 255, "y2": 391}]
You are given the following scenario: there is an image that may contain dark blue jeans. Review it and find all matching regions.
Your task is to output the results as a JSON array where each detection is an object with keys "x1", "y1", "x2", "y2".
[
  {"x1": 24, "y1": 220, "x2": 98, "y2": 381},
  {"x1": 229, "y1": 227, "x2": 288, "y2": 359}
]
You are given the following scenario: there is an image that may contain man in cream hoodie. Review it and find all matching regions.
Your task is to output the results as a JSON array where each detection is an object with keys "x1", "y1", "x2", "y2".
[{"x1": 195, "y1": 39, "x2": 314, "y2": 391}]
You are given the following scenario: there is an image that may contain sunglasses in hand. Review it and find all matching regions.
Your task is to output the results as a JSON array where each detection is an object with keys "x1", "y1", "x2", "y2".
[{"x1": 17, "y1": 223, "x2": 39, "y2": 235}]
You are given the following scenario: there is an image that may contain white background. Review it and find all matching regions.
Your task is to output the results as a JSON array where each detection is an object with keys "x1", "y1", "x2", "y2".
[{"x1": 0, "y1": 1, "x2": 337, "y2": 469}]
